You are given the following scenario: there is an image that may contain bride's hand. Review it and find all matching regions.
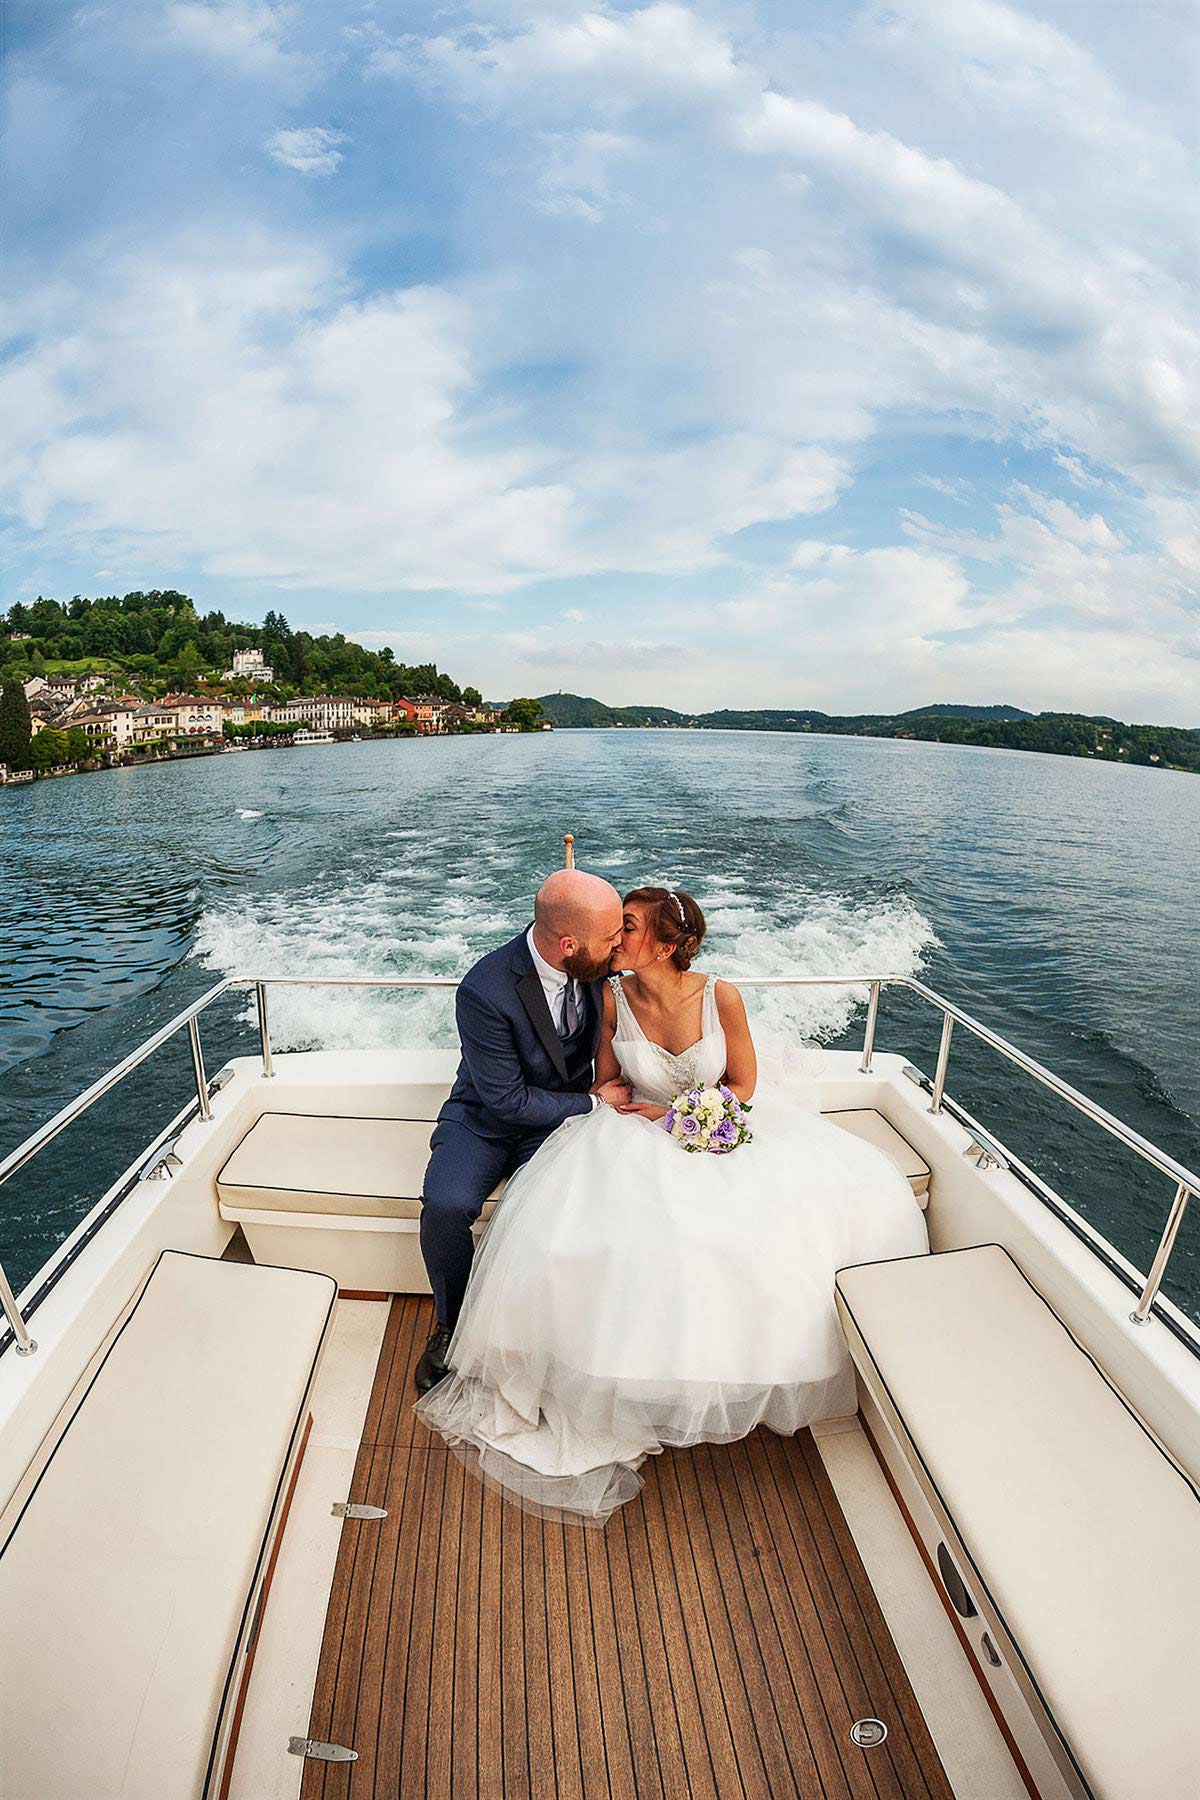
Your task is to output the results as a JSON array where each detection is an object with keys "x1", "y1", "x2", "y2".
[
  {"x1": 595, "y1": 1078, "x2": 633, "y2": 1108},
  {"x1": 616, "y1": 1101, "x2": 668, "y2": 1121}
]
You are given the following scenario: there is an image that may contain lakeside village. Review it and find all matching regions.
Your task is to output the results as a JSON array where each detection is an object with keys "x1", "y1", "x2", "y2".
[{"x1": 0, "y1": 597, "x2": 551, "y2": 787}]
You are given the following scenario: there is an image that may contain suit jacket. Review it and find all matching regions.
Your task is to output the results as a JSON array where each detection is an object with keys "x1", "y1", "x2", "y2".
[{"x1": 438, "y1": 928, "x2": 605, "y2": 1141}]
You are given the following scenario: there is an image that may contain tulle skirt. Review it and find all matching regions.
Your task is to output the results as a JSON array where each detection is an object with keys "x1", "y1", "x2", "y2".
[{"x1": 415, "y1": 1093, "x2": 927, "y2": 1523}]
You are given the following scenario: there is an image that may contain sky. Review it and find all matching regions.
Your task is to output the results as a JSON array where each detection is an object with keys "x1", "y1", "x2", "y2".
[{"x1": 1, "y1": 0, "x2": 1198, "y2": 719}]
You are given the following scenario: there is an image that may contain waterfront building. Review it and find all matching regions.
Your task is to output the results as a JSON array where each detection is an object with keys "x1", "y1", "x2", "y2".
[
  {"x1": 71, "y1": 701, "x2": 141, "y2": 750},
  {"x1": 393, "y1": 697, "x2": 433, "y2": 733},
  {"x1": 393, "y1": 694, "x2": 459, "y2": 733},
  {"x1": 22, "y1": 676, "x2": 49, "y2": 701},
  {"x1": 352, "y1": 698, "x2": 392, "y2": 728},
  {"x1": 224, "y1": 647, "x2": 275, "y2": 683},
  {"x1": 280, "y1": 694, "x2": 356, "y2": 732},
  {"x1": 130, "y1": 704, "x2": 180, "y2": 744},
  {"x1": 161, "y1": 695, "x2": 226, "y2": 735}
]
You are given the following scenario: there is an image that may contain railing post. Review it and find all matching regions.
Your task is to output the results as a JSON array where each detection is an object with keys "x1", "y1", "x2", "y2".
[
  {"x1": 860, "y1": 980, "x2": 881, "y2": 1074},
  {"x1": 931, "y1": 1012, "x2": 954, "y2": 1114},
  {"x1": 257, "y1": 981, "x2": 274, "y2": 1078},
  {"x1": 0, "y1": 1261, "x2": 36, "y2": 1356},
  {"x1": 1131, "y1": 1183, "x2": 1191, "y2": 1325},
  {"x1": 188, "y1": 1017, "x2": 213, "y2": 1122}
]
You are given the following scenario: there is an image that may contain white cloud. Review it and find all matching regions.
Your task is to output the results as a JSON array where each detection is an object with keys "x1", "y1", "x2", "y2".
[
  {"x1": 162, "y1": 1, "x2": 318, "y2": 89},
  {"x1": 0, "y1": 230, "x2": 853, "y2": 595},
  {"x1": 0, "y1": 232, "x2": 574, "y2": 593},
  {"x1": 901, "y1": 486, "x2": 1197, "y2": 634},
  {"x1": 265, "y1": 125, "x2": 347, "y2": 175}
]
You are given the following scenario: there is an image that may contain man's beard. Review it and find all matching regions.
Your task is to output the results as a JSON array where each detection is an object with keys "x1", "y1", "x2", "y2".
[{"x1": 563, "y1": 945, "x2": 615, "y2": 984}]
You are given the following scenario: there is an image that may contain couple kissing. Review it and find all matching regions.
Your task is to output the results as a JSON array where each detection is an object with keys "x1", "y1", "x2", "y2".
[{"x1": 415, "y1": 865, "x2": 927, "y2": 1523}]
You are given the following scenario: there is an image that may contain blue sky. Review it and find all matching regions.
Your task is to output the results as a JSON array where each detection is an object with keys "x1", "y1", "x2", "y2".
[{"x1": 2, "y1": 0, "x2": 1197, "y2": 717}]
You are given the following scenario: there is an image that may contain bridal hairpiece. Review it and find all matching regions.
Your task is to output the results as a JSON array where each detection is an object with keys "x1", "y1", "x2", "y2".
[{"x1": 663, "y1": 884, "x2": 688, "y2": 930}]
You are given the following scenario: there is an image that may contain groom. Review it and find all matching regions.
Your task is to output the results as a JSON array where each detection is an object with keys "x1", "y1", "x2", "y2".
[{"x1": 415, "y1": 867, "x2": 631, "y2": 1392}]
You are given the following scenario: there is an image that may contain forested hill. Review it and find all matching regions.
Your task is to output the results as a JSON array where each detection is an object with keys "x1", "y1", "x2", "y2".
[
  {"x1": 1, "y1": 593, "x2": 470, "y2": 703},
  {"x1": 536, "y1": 693, "x2": 1200, "y2": 773}
]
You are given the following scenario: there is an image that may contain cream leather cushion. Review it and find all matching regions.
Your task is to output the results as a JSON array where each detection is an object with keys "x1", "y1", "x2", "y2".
[
  {"x1": 216, "y1": 1113, "x2": 506, "y2": 1221},
  {"x1": 0, "y1": 1251, "x2": 336, "y2": 1800},
  {"x1": 823, "y1": 1108, "x2": 930, "y2": 1203},
  {"x1": 836, "y1": 1246, "x2": 1200, "y2": 1800}
]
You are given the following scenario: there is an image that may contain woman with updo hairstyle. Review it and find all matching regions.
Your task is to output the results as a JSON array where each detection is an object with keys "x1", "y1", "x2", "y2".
[
  {"x1": 593, "y1": 885, "x2": 756, "y2": 1121},
  {"x1": 621, "y1": 886, "x2": 706, "y2": 970}
]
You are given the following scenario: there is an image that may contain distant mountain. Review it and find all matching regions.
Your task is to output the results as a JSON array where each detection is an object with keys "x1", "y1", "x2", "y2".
[
  {"x1": 534, "y1": 692, "x2": 1200, "y2": 772},
  {"x1": 899, "y1": 703, "x2": 1033, "y2": 721},
  {"x1": 536, "y1": 692, "x2": 686, "y2": 728}
]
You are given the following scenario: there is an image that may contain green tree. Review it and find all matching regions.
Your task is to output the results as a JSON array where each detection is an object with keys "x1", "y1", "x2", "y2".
[
  {"x1": 65, "y1": 726, "x2": 90, "y2": 762},
  {"x1": 462, "y1": 686, "x2": 482, "y2": 707},
  {"x1": 0, "y1": 680, "x2": 32, "y2": 769},
  {"x1": 171, "y1": 641, "x2": 205, "y2": 687},
  {"x1": 29, "y1": 647, "x2": 46, "y2": 676},
  {"x1": 29, "y1": 727, "x2": 69, "y2": 769},
  {"x1": 503, "y1": 697, "x2": 545, "y2": 732}
]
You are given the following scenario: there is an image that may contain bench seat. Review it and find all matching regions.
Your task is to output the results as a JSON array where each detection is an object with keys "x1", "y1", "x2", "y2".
[
  {"x1": 216, "y1": 1112, "x2": 507, "y2": 1223},
  {"x1": 835, "y1": 1245, "x2": 1200, "y2": 1800},
  {"x1": 0, "y1": 1250, "x2": 337, "y2": 1800},
  {"x1": 215, "y1": 1104, "x2": 929, "y2": 1293},
  {"x1": 823, "y1": 1108, "x2": 929, "y2": 1203}
]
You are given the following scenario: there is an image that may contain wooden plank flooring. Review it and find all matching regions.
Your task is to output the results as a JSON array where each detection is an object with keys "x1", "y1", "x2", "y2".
[{"x1": 301, "y1": 1296, "x2": 953, "y2": 1800}]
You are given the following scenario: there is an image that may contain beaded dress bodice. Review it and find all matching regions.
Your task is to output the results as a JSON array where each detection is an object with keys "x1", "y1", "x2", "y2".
[{"x1": 609, "y1": 975, "x2": 727, "y2": 1105}]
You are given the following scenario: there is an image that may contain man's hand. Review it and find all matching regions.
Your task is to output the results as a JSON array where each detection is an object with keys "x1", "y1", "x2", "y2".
[{"x1": 595, "y1": 1078, "x2": 633, "y2": 1108}]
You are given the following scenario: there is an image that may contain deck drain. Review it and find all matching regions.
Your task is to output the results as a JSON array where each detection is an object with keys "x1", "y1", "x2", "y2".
[{"x1": 850, "y1": 1718, "x2": 888, "y2": 1749}]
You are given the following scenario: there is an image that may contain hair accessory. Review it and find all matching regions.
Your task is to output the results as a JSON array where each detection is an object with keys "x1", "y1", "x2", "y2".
[{"x1": 663, "y1": 884, "x2": 688, "y2": 930}]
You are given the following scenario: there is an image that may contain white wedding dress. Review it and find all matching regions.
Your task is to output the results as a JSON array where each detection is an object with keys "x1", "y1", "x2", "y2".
[{"x1": 416, "y1": 975, "x2": 928, "y2": 1522}]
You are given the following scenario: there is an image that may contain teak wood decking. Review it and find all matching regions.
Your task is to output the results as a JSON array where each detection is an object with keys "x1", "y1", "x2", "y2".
[{"x1": 301, "y1": 1296, "x2": 953, "y2": 1800}]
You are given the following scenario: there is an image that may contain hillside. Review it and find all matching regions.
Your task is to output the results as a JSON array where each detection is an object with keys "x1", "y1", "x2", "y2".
[
  {"x1": 536, "y1": 691, "x2": 1200, "y2": 773},
  {"x1": 536, "y1": 692, "x2": 686, "y2": 728},
  {"x1": 1, "y1": 592, "x2": 472, "y2": 706},
  {"x1": 897, "y1": 703, "x2": 1033, "y2": 721}
]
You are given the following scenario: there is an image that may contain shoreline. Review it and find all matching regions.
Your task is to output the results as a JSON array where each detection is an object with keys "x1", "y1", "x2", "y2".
[{"x1": 4, "y1": 720, "x2": 1195, "y2": 793}]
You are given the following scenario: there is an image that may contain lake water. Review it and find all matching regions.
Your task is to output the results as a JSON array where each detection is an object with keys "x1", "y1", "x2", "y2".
[{"x1": 1, "y1": 731, "x2": 1197, "y2": 1312}]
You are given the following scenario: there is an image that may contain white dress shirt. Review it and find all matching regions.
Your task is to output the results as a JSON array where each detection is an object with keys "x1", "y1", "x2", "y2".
[{"x1": 526, "y1": 927, "x2": 601, "y2": 1108}]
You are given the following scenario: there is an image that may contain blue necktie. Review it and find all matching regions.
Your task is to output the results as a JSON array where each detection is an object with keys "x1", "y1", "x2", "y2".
[{"x1": 559, "y1": 979, "x2": 581, "y2": 1040}]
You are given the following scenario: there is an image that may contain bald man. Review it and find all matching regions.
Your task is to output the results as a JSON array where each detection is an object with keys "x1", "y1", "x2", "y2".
[{"x1": 416, "y1": 870, "x2": 630, "y2": 1392}]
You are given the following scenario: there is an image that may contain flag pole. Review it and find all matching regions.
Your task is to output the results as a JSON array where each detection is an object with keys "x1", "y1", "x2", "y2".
[{"x1": 563, "y1": 833, "x2": 575, "y2": 869}]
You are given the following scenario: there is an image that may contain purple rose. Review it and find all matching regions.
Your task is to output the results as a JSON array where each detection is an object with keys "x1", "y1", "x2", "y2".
[
  {"x1": 679, "y1": 1114, "x2": 701, "y2": 1138},
  {"x1": 713, "y1": 1118, "x2": 737, "y2": 1144}
]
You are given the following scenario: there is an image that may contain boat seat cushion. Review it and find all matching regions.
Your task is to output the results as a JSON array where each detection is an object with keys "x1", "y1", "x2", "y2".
[
  {"x1": 216, "y1": 1112, "x2": 506, "y2": 1221},
  {"x1": 835, "y1": 1245, "x2": 1200, "y2": 1800},
  {"x1": 0, "y1": 1250, "x2": 336, "y2": 1800},
  {"x1": 823, "y1": 1108, "x2": 929, "y2": 1203},
  {"x1": 217, "y1": 1106, "x2": 923, "y2": 1223}
]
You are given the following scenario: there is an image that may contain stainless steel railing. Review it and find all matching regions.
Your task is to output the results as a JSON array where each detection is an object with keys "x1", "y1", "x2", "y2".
[{"x1": 1, "y1": 971, "x2": 1196, "y2": 1356}]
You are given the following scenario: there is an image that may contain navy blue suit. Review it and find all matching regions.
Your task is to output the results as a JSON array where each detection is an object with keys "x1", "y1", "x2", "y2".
[{"x1": 421, "y1": 928, "x2": 604, "y2": 1329}]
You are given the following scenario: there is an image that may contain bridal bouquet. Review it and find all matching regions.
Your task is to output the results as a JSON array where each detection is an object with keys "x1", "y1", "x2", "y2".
[{"x1": 664, "y1": 1084, "x2": 753, "y2": 1154}]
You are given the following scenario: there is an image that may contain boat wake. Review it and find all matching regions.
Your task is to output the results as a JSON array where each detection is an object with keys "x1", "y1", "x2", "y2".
[{"x1": 191, "y1": 878, "x2": 936, "y2": 1058}]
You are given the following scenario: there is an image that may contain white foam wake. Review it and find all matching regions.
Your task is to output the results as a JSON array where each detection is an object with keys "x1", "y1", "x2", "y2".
[{"x1": 191, "y1": 876, "x2": 936, "y2": 1060}]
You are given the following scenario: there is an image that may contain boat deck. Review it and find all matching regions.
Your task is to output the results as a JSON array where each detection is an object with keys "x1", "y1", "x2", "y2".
[{"x1": 301, "y1": 1296, "x2": 954, "y2": 1800}]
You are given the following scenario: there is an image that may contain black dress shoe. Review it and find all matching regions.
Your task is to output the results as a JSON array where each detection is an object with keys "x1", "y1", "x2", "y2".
[{"x1": 415, "y1": 1324, "x2": 453, "y2": 1394}]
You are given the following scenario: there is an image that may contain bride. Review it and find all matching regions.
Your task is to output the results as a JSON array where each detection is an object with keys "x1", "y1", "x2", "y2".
[{"x1": 416, "y1": 885, "x2": 928, "y2": 1522}]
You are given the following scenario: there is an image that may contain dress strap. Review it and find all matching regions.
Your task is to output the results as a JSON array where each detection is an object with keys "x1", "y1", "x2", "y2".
[
  {"x1": 701, "y1": 974, "x2": 719, "y2": 1035},
  {"x1": 609, "y1": 975, "x2": 645, "y2": 1041}
]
